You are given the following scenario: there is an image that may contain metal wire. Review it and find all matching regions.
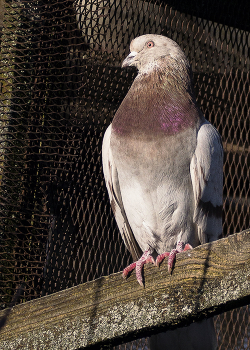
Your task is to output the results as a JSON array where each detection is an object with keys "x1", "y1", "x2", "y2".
[{"x1": 1, "y1": 1, "x2": 250, "y2": 349}]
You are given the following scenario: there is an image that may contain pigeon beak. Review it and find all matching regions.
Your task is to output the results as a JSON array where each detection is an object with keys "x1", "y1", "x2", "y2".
[{"x1": 122, "y1": 51, "x2": 138, "y2": 68}]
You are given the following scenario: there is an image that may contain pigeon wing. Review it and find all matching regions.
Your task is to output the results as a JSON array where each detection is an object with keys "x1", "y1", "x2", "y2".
[
  {"x1": 102, "y1": 125, "x2": 142, "y2": 261},
  {"x1": 190, "y1": 120, "x2": 223, "y2": 244}
]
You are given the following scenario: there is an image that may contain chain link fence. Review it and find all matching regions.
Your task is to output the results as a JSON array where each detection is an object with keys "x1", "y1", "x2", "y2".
[{"x1": 0, "y1": 0, "x2": 250, "y2": 348}]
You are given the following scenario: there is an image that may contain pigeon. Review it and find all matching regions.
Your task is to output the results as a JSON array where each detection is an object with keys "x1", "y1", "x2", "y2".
[{"x1": 102, "y1": 34, "x2": 223, "y2": 349}]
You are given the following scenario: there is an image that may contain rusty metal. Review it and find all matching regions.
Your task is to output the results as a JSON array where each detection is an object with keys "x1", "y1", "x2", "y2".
[{"x1": 0, "y1": 1, "x2": 250, "y2": 349}]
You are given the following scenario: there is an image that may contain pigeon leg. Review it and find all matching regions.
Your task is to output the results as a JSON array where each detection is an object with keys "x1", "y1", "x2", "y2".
[
  {"x1": 156, "y1": 242, "x2": 192, "y2": 273},
  {"x1": 122, "y1": 250, "x2": 155, "y2": 287}
]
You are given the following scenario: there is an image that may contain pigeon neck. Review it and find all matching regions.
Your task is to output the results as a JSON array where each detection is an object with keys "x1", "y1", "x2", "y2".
[{"x1": 112, "y1": 68, "x2": 199, "y2": 137}]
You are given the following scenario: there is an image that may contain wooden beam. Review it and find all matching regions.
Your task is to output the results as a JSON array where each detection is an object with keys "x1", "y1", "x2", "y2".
[{"x1": 0, "y1": 230, "x2": 250, "y2": 349}]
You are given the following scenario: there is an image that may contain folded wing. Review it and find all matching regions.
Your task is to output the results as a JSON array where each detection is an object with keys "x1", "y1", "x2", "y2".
[
  {"x1": 102, "y1": 125, "x2": 142, "y2": 261},
  {"x1": 190, "y1": 120, "x2": 223, "y2": 243}
]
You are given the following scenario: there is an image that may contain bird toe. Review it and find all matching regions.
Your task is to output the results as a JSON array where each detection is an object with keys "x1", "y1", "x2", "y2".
[{"x1": 123, "y1": 250, "x2": 154, "y2": 286}]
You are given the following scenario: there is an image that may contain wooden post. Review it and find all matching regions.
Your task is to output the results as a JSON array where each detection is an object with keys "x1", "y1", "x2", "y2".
[{"x1": 0, "y1": 229, "x2": 250, "y2": 349}]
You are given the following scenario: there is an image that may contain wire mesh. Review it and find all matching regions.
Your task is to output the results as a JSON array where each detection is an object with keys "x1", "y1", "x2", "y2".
[{"x1": 0, "y1": 0, "x2": 250, "y2": 349}]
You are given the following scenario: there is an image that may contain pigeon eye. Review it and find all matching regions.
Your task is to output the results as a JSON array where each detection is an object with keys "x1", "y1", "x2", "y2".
[{"x1": 147, "y1": 41, "x2": 154, "y2": 48}]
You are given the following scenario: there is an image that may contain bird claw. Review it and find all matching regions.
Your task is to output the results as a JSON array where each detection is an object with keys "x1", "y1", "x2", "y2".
[
  {"x1": 122, "y1": 250, "x2": 154, "y2": 286},
  {"x1": 122, "y1": 262, "x2": 136, "y2": 279},
  {"x1": 168, "y1": 242, "x2": 193, "y2": 273},
  {"x1": 155, "y1": 252, "x2": 170, "y2": 267},
  {"x1": 156, "y1": 241, "x2": 193, "y2": 273},
  {"x1": 123, "y1": 243, "x2": 193, "y2": 285}
]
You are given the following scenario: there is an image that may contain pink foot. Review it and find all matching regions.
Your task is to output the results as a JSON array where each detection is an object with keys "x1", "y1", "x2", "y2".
[
  {"x1": 156, "y1": 242, "x2": 192, "y2": 273},
  {"x1": 155, "y1": 251, "x2": 170, "y2": 267},
  {"x1": 122, "y1": 250, "x2": 155, "y2": 287}
]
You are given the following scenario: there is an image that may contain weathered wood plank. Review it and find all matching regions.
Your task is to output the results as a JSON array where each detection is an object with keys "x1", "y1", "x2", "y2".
[{"x1": 0, "y1": 230, "x2": 250, "y2": 349}]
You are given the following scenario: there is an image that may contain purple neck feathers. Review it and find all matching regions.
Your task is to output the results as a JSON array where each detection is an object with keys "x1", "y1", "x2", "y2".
[{"x1": 112, "y1": 67, "x2": 199, "y2": 137}]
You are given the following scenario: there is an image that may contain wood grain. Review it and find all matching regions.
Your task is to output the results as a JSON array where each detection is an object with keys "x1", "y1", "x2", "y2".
[{"x1": 0, "y1": 230, "x2": 250, "y2": 349}]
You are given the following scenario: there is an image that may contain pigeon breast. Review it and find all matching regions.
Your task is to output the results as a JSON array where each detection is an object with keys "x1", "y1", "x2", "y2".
[{"x1": 110, "y1": 66, "x2": 201, "y2": 253}]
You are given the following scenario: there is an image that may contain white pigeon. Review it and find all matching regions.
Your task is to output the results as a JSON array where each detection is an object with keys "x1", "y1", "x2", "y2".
[{"x1": 102, "y1": 34, "x2": 223, "y2": 350}]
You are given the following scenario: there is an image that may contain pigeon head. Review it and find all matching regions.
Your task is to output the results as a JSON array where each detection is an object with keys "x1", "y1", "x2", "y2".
[
  {"x1": 112, "y1": 34, "x2": 198, "y2": 137},
  {"x1": 122, "y1": 34, "x2": 190, "y2": 75}
]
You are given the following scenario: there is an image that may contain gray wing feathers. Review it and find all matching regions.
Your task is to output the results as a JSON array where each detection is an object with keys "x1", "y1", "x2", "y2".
[
  {"x1": 190, "y1": 121, "x2": 223, "y2": 243},
  {"x1": 102, "y1": 125, "x2": 142, "y2": 261}
]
